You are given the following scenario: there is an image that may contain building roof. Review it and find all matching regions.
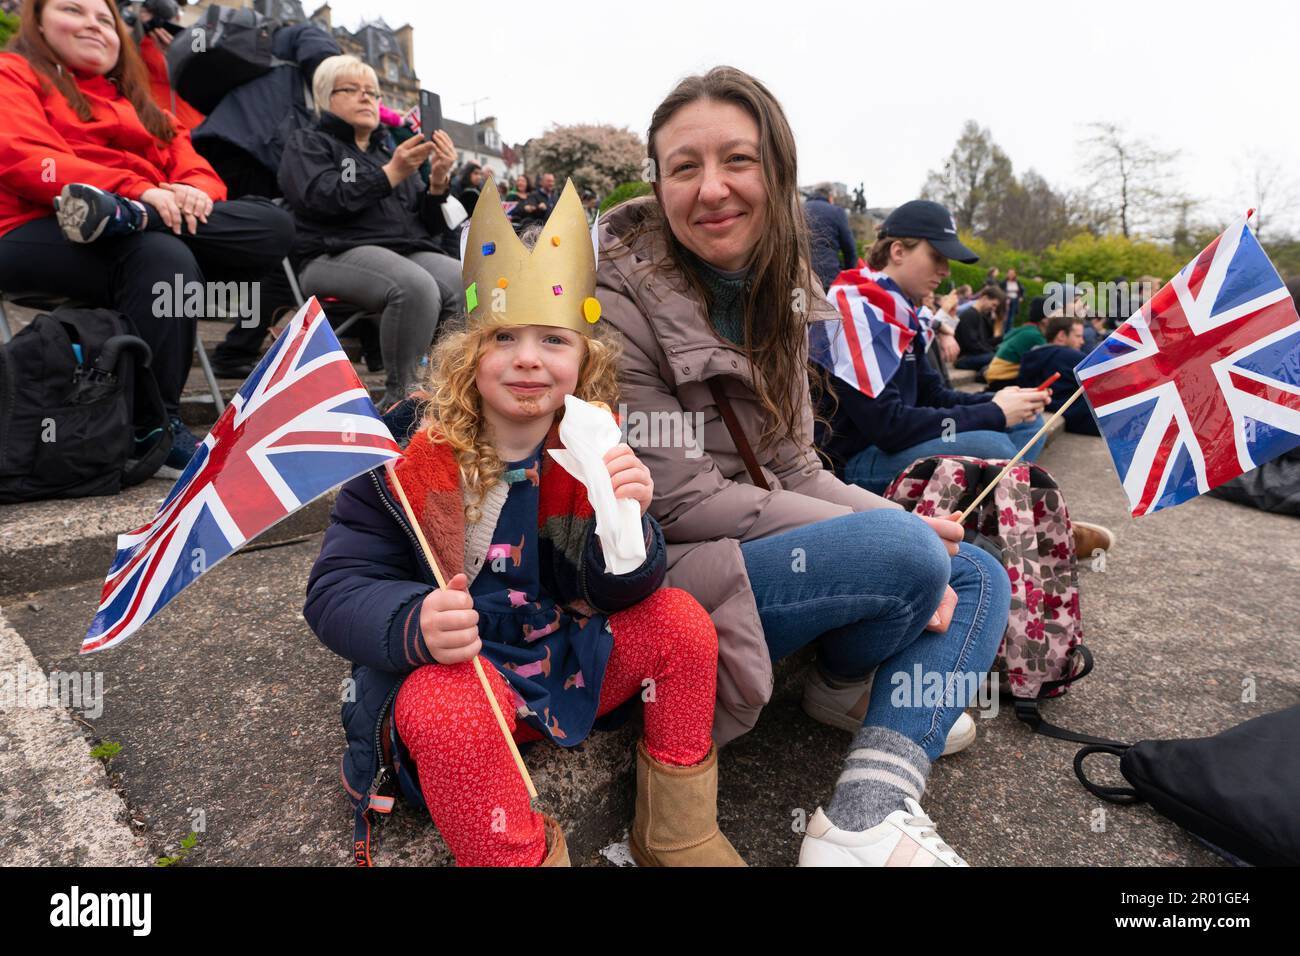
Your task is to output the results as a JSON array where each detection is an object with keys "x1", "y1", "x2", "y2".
[
  {"x1": 254, "y1": 0, "x2": 308, "y2": 22},
  {"x1": 348, "y1": 21, "x2": 415, "y2": 80},
  {"x1": 444, "y1": 118, "x2": 504, "y2": 160}
]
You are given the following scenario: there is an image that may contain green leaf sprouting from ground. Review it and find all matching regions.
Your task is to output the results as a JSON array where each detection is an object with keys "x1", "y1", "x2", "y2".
[{"x1": 90, "y1": 740, "x2": 122, "y2": 763}]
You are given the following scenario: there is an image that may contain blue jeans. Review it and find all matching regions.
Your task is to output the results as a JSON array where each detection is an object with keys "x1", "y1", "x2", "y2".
[
  {"x1": 741, "y1": 510, "x2": 1010, "y2": 761},
  {"x1": 842, "y1": 414, "x2": 1047, "y2": 495},
  {"x1": 1003, "y1": 298, "x2": 1020, "y2": 336}
]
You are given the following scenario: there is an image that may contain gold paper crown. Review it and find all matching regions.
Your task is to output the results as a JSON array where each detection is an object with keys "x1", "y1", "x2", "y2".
[{"x1": 461, "y1": 175, "x2": 601, "y2": 334}]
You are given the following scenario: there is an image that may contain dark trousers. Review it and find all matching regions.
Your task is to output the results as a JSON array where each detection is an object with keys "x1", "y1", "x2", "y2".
[
  {"x1": 201, "y1": 146, "x2": 301, "y2": 366},
  {"x1": 0, "y1": 199, "x2": 293, "y2": 414},
  {"x1": 955, "y1": 352, "x2": 993, "y2": 370}
]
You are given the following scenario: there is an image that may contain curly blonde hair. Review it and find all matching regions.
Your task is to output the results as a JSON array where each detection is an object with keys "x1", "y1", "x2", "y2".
[{"x1": 418, "y1": 320, "x2": 622, "y2": 522}]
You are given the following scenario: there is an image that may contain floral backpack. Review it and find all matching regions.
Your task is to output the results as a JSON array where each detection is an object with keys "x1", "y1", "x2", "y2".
[{"x1": 884, "y1": 455, "x2": 1120, "y2": 746}]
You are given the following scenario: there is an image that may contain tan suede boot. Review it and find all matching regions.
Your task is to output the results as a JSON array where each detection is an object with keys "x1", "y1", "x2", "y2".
[
  {"x1": 629, "y1": 740, "x2": 746, "y2": 866},
  {"x1": 540, "y1": 814, "x2": 570, "y2": 867}
]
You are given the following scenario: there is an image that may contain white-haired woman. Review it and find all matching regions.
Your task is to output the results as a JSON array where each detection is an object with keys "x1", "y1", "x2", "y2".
[{"x1": 278, "y1": 54, "x2": 463, "y2": 407}]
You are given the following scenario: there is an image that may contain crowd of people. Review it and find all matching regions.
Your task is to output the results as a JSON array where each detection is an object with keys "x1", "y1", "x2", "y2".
[
  {"x1": 0, "y1": 0, "x2": 585, "y2": 468},
  {"x1": 8, "y1": 0, "x2": 1273, "y2": 870}
]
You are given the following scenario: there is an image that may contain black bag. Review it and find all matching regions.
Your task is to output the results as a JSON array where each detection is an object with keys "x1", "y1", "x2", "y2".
[
  {"x1": 0, "y1": 308, "x2": 171, "y2": 503},
  {"x1": 1075, "y1": 705, "x2": 1300, "y2": 866},
  {"x1": 166, "y1": 5, "x2": 277, "y2": 115}
]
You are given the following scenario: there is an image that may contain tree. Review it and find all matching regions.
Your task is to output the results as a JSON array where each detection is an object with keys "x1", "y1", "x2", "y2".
[
  {"x1": 986, "y1": 169, "x2": 1076, "y2": 250},
  {"x1": 0, "y1": 10, "x2": 17, "y2": 47},
  {"x1": 1079, "y1": 122, "x2": 1179, "y2": 239},
  {"x1": 522, "y1": 124, "x2": 645, "y2": 198},
  {"x1": 1168, "y1": 195, "x2": 1221, "y2": 262},
  {"x1": 1240, "y1": 151, "x2": 1299, "y2": 245},
  {"x1": 921, "y1": 121, "x2": 1015, "y2": 234},
  {"x1": 1039, "y1": 233, "x2": 1182, "y2": 285}
]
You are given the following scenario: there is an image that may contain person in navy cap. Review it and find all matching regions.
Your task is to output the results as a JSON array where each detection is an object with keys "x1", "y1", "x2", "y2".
[{"x1": 814, "y1": 200, "x2": 1052, "y2": 493}]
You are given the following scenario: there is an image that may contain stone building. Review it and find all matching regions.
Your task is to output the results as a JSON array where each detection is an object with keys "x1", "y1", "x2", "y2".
[
  {"x1": 183, "y1": 1, "x2": 418, "y2": 109},
  {"x1": 184, "y1": 1, "x2": 521, "y2": 179}
]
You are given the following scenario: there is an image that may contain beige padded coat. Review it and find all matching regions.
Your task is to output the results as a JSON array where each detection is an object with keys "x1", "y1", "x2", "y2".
[{"x1": 595, "y1": 198, "x2": 901, "y2": 743}]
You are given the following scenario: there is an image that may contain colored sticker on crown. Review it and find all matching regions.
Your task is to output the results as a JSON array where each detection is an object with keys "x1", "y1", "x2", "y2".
[
  {"x1": 552, "y1": 285, "x2": 563, "y2": 296},
  {"x1": 551, "y1": 236, "x2": 561, "y2": 247},
  {"x1": 583, "y1": 297, "x2": 601, "y2": 324},
  {"x1": 465, "y1": 282, "x2": 478, "y2": 312},
  {"x1": 497, "y1": 277, "x2": 508, "y2": 288},
  {"x1": 481, "y1": 242, "x2": 496, "y2": 255}
]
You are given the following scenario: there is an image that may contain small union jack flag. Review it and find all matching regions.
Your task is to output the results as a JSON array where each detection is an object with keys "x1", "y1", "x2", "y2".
[
  {"x1": 1076, "y1": 212, "x2": 1300, "y2": 516},
  {"x1": 82, "y1": 298, "x2": 402, "y2": 653},
  {"x1": 403, "y1": 104, "x2": 421, "y2": 135},
  {"x1": 809, "y1": 267, "x2": 918, "y2": 398}
]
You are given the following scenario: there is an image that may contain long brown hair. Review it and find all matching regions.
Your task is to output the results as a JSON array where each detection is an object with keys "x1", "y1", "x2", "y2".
[
  {"x1": 10, "y1": 0, "x2": 176, "y2": 143},
  {"x1": 631, "y1": 66, "x2": 818, "y2": 456}
]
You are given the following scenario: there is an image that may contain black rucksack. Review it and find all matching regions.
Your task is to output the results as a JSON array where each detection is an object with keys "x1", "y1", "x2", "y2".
[
  {"x1": 166, "y1": 5, "x2": 278, "y2": 115},
  {"x1": 0, "y1": 308, "x2": 171, "y2": 503},
  {"x1": 1075, "y1": 705, "x2": 1300, "y2": 866}
]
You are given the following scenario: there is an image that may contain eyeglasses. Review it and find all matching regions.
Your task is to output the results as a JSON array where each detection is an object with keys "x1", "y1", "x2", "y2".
[{"x1": 331, "y1": 85, "x2": 382, "y2": 101}]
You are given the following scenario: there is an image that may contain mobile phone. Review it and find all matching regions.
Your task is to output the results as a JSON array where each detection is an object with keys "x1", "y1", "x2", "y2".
[
  {"x1": 418, "y1": 90, "x2": 442, "y2": 134},
  {"x1": 147, "y1": 19, "x2": 184, "y2": 36}
]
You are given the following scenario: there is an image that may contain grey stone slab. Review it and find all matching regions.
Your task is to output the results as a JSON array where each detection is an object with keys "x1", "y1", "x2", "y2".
[{"x1": 0, "y1": 607, "x2": 153, "y2": 866}]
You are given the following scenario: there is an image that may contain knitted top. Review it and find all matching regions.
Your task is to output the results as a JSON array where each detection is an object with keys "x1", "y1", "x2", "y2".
[{"x1": 685, "y1": 250, "x2": 750, "y2": 346}]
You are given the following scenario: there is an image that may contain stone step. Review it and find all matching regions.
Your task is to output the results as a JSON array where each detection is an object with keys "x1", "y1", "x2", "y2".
[
  {"x1": 2, "y1": 534, "x2": 812, "y2": 867},
  {"x1": 0, "y1": 469, "x2": 336, "y2": 600},
  {"x1": 947, "y1": 366, "x2": 979, "y2": 389}
]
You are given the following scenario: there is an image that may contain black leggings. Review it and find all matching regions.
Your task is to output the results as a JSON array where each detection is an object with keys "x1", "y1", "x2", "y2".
[{"x1": 0, "y1": 198, "x2": 293, "y2": 414}]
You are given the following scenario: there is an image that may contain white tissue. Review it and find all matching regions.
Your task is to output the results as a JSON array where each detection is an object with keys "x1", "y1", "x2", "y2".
[
  {"x1": 443, "y1": 194, "x2": 469, "y2": 231},
  {"x1": 548, "y1": 395, "x2": 646, "y2": 575}
]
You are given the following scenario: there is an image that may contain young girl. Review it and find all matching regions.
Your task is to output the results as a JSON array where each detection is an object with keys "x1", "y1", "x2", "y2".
[{"x1": 304, "y1": 178, "x2": 744, "y2": 867}]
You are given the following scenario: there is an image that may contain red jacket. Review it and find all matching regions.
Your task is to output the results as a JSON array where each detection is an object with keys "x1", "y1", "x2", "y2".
[
  {"x1": 0, "y1": 52, "x2": 226, "y2": 237},
  {"x1": 138, "y1": 35, "x2": 205, "y2": 131}
]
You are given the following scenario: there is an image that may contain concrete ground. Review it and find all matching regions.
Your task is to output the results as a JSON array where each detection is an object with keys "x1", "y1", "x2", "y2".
[{"x1": 1, "y1": 308, "x2": 1296, "y2": 866}]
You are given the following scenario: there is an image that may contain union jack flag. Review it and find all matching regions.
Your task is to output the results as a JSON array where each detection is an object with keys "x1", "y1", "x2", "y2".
[
  {"x1": 1076, "y1": 213, "x2": 1300, "y2": 516},
  {"x1": 403, "y1": 105, "x2": 421, "y2": 135},
  {"x1": 809, "y1": 267, "x2": 918, "y2": 397},
  {"x1": 82, "y1": 298, "x2": 403, "y2": 653},
  {"x1": 915, "y1": 305, "x2": 937, "y2": 352}
]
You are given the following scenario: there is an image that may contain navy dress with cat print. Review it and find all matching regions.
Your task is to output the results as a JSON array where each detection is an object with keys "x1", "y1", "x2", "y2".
[{"x1": 470, "y1": 441, "x2": 613, "y2": 746}]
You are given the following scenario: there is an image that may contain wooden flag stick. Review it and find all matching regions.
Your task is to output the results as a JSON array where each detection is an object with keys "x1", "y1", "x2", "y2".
[
  {"x1": 385, "y1": 461, "x2": 539, "y2": 802},
  {"x1": 954, "y1": 386, "x2": 1086, "y2": 523}
]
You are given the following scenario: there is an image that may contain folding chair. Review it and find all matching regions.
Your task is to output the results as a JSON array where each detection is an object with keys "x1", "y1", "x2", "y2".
[{"x1": 278, "y1": 256, "x2": 372, "y2": 341}]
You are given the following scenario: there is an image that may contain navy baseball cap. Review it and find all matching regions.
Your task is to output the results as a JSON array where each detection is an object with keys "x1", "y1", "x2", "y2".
[{"x1": 878, "y1": 200, "x2": 979, "y2": 264}]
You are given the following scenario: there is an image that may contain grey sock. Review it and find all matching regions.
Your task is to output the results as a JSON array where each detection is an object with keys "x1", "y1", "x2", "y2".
[{"x1": 825, "y1": 726, "x2": 931, "y2": 832}]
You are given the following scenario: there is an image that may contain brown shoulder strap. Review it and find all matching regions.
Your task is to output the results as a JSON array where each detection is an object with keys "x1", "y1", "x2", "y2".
[{"x1": 708, "y1": 377, "x2": 770, "y2": 491}]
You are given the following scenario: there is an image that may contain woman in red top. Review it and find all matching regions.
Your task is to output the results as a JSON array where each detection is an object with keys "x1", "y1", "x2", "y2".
[{"x1": 0, "y1": 0, "x2": 293, "y2": 474}]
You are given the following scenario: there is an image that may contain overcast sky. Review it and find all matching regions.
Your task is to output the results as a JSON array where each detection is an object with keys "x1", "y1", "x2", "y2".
[{"x1": 325, "y1": 0, "x2": 1300, "y2": 233}]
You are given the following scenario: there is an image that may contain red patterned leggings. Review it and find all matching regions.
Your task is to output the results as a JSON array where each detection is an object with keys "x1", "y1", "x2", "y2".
[{"x1": 393, "y1": 587, "x2": 718, "y2": 867}]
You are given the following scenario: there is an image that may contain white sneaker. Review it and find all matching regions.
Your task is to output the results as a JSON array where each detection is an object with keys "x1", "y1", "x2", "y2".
[
  {"x1": 801, "y1": 668, "x2": 977, "y2": 756},
  {"x1": 797, "y1": 799, "x2": 969, "y2": 867}
]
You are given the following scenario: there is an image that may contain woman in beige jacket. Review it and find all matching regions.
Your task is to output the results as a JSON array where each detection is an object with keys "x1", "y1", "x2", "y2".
[{"x1": 594, "y1": 67, "x2": 1012, "y2": 867}]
